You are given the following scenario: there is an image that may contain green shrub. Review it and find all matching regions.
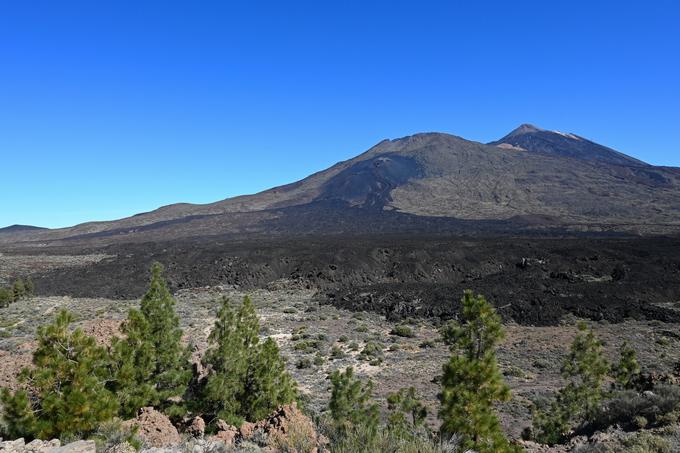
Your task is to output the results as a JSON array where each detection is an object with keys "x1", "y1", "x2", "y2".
[
  {"x1": 296, "y1": 357, "x2": 312, "y2": 369},
  {"x1": 294, "y1": 339, "x2": 321, "y2": 352},
  {"x1": 329, "y1": 424, "x2": 460, "y2": 453},
  {"x1": 330, "y1": 346, "x2": 346, "y2": 359},
  {"x1": 391, "y1": 325, "x2": 416, "y2": 338},
  {"x1": 359, "y1": 342, "x2": 384, "y2": 364},
  {"x1": 419, "y1": 339, "x2": 436, "y2": 349},
  {"x1": 355, "y1": 324, "x2": 369, "y2": 333},
  {"x1": 621, "y1": 431, "x2": 672, "y2": 453},
  {"x1": 587, "y1": 385, "x2": 680, "y2": 432}
]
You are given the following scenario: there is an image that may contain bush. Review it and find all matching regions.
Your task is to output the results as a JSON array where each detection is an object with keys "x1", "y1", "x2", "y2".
[
  {"x1": 419, "y1": 339, "x2": 436, "y2": 349},
  {"x1": 330, "y1": 346, "x2": 346, "y2": 359},
  {"x1": 329, "y1": 424, "x2": 461, "y2": 453},
  {"x1": 391, "y1": 325, "x2": 416, "y2": 338},
  {"x1": 621, "y1": 431, "x2": 672, "y2": 453},
  {"x1": 296, "y1": 357, "x2": 312, "y2": 369},
  {"x1": 92, "y1": 418, "x2": 142, "y2": 452},
  {"x1": 294, "y1": 339, "x2": 321, "y2": 352},
  {"x1": 359, "y1": 342, "x2": 384, "y2": 364},
  {"x1": 587, "y1": 385, "x2": 680, "y2": 432}
]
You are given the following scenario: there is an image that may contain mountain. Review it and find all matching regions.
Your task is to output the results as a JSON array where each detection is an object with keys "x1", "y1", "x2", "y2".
[
  {"x1": 3, "y1": 125, "x2": 680, "y2": 246},
  {"x1": 489, "y1": 124, "x2": 647, "y2": 166}
]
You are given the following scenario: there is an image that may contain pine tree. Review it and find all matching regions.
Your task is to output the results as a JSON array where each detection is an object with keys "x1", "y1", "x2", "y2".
[
  {"x1": 243, "y1": 337, "x2": 297, "y2": 421},
  {"x1": 533, "y1": 321, "x2": 610, "y2": 444},
  {"x1": 0, "y1": 310, "x2": 118, "y2": 440},
  {"x1": 111, "y1": 262, "x2": 191, "y2": 418},
  {"x1": 0, "y1": 287, "x2": 13, "y2": 307},
  {"x1": 201, "y1": 296, "x2": 296, "y2": 425},
  {"x1": 439, "y1": 290, "x2": 518, "y2": 453},
  {"x1": 613, "y1": 341, "x2": 640, "y2": 390},
  {"x1": 12, "y1": 279, "x2": 25, "y2": 301},
  {"x1": 111, "y1": 308, "x2": 156, "y2": 417},
  {"x1": 328, "y1": 366, "x2": 379, "y2": 434},
  {"x1": 386, "y1": 386, "x2": 427, "y2": 437},
  {"x1": 201, "y1": 296, "x2": 249, "y2": 425},
  {"x1": 24, "y1": 277, "x2": 35, "y2": 297}
]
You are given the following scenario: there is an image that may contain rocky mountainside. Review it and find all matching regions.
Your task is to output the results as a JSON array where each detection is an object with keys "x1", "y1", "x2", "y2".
[{"x1": 3, "y1": 125, "x2": 680, "y2": 246}]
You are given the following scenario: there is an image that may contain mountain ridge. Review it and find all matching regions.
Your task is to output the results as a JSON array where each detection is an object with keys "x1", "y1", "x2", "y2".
[{"x1": 3, "y1": 125, "x2": 679, "y2": 245}]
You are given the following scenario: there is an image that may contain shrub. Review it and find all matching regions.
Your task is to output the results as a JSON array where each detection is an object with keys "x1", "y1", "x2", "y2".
[
  {"x1": 294, "y1": 339, "x2": 321, "y2": 352},
  {"x1": 330, "y1": 346, "x2": 346, "y2": 359},
  {"x1": 587, "y1": 385, "x2": 680, "y2": 432},
  {"x1": 391, "y1": 325, "x2": 416, "y2": 338},
  {"x1": 359, "y1": 342, "x2": 384, "y2": 364},
  {"x1": 621, "y1": 431, "x2": 672, "y2": 453},
  {"x1": 330, "y1": 424, "x2": 460, "y2": 453},
  {"x1": 296, "y1": 357, "x2": 312, "y2": 369},
  {"x1": 419, "y1": 339, "x2": 436, "y2": 349},
  {"x1": 92, "y1": 418, "x2": 142, "y2": 452}
]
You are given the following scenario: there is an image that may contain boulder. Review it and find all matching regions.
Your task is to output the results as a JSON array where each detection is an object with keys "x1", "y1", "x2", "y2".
[
  {"x1": 187, "y1": 416, "x2": 205, "y2": 438},
  {"x1": 122, "y1": 407, "x2": 181, "y2": 448},
  {"x1": 255, "y1": 402, "x2": 328, "y2": 453},
  {"x1": 51, "y1": 440, "x2": 96, "y2": 453}
]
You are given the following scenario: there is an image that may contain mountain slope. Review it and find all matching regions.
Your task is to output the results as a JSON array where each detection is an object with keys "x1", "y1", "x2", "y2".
[{"x1": 3, "y1": 125, "x2": 680, "y2": 245}]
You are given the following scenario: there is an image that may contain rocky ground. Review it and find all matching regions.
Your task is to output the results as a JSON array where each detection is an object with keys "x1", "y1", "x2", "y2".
[
  {"x1": 16, "y1": 235, "x2": 680, "y2": 327},
  {"x1": 1, "y1": 287, "x2": 680, "y2": 448}
]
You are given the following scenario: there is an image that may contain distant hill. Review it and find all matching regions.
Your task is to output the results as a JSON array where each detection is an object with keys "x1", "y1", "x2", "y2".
[
  {"x1": 0, "y1": 224, "x2": 46, "y2": 234},
  {"x1": 3, "y1": 124, "x2": 680, "y2": 246}
]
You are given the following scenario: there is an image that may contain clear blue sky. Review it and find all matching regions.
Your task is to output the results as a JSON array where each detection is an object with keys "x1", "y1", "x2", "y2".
[{"x1": 1, "y1": 1, "x2": 678, "y2": 228}]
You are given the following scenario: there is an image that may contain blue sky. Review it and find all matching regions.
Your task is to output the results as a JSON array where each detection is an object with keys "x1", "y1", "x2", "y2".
[{"x1": 1, "y1": 1, "x2": 678, "y2": 228}]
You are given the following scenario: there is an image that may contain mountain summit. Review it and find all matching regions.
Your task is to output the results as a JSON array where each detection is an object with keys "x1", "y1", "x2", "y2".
[
  {"x1": 2, "y1": 126, "x2": 679, "y2": 246},
  {"x1": 489, "y1": 124, "x2": 646, "y2": 166}
]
